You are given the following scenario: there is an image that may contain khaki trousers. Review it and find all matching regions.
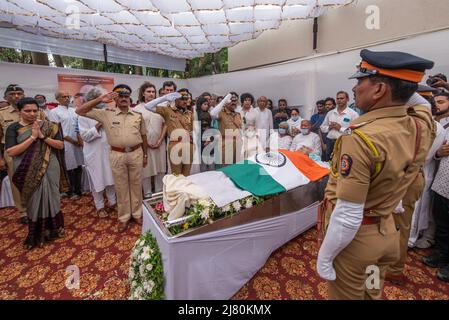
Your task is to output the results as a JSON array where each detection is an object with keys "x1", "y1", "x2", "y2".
[
  {"x1": 109, "y1": 148, "x2": 143, "y2": 224},
  {"x1": 328, "y1": 214, "x2": 400, "y2": 300},
  {"x1": 389, "y1": 172, "x2": 425, "y2": 275},
  {"x1": 168, "y1": 141, "x2": 193, "y2": 176},
  {"x1": 4, "y1": 152, "x2": 26, "y2": 216}
]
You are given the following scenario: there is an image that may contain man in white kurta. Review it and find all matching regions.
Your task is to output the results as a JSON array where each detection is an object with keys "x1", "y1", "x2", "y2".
[
  {"x1": 49, "y1": 91, "x2": 84, "y2": 198},
  {"x1": 134, "y1": 104, "x2": 167, "y2": 197},
  {"x1": 254, "y1": 96, "x2": 273, "y2": 150},
  {"x1": 78, "y1": 90, "x2": 116, "y2": 217},
  {"x1": 290, "y1": 120, "x2": 322, "y2": 157}
]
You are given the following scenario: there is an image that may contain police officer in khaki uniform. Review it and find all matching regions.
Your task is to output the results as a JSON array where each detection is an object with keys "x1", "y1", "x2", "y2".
[
  {"x1": 145, "y1": 89, "x2": 193, "y2": 176},
  {"x1": 209, "y1": 93, "x2": 243, "y2": 166},
  {"x1": 0, "y1": 84, "x2": 46, "y2": 224},
  {"x1": 76, "y1": 85, "x2": 147, "y2": 232},
  {"x1": 385, "y1": 87, "x2": 438, "y2": 285},
  {"x1": 316, "y1": 49, "x2": 435, "y2": 300}
]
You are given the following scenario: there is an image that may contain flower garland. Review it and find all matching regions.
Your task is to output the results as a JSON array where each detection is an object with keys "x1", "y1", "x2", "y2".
[
  {"x1": 153, "y1": 195, "x2": 266, "y2": 236},
  {"x1": 129, "y1": 232, "x2": 164, "y2": 300}
]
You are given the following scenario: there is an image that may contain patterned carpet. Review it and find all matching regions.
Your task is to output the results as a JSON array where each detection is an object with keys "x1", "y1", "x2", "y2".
[{"x1": 1, "y1": 194, "x2": 449, "y2": 300}]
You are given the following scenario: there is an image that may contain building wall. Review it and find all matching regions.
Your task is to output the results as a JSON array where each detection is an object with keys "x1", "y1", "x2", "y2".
[{"x1": 229, "y1": 0, "x2": 449, "y2": 71}]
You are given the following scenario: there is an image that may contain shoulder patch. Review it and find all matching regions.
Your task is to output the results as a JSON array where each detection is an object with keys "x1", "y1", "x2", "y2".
[{"x1": 340, "y1": 154, "x2": 353, "y2": 177}]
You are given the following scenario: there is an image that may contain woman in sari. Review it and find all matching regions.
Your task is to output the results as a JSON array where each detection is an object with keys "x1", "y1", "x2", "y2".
[{"x1": 5, "y1": 97, "x2": 68, "y2": 250}]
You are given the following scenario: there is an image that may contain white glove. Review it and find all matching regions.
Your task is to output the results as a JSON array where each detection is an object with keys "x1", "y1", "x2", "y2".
[
  {"x1": 222, "y1": 93, "x2": 233, "y2": 104},
  {"x1": 165, "y1": 92, "x2": 182, "y2": 102},
  {"x1": 210, "y1": 93, "x2": 233, "y2": 119},
  {"x1": 317, "y1": 199, "x2": 364, "y2": 281},
  {"x1": 393, "y1": 200, "x2": 405, "y2": 214}
]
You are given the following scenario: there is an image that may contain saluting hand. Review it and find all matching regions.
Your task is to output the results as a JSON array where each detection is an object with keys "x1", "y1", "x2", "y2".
[
  {"x1": 165, "y1": 92, "x2": 182, "y2": 102},
  {"x1": 101, "y1": 92, "x2": 118, "y2": 103}
]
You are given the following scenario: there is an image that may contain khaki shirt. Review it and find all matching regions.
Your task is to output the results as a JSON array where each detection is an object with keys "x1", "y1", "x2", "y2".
[
  {"x1": 155, "y1": 105, "x2": 193, "y2": 142},
  {"x1": 325, "y1": 105, "x2": 434, "y2": 217},
  {"x1": 84, "y1": 107, "x2": 146, "y2": 148},
  {"x1": 218, "y1": 108, "x2": 242, "y2": 138},
  {"x1": 0, "y1": 105, "x2": 46, "y2": 145}
]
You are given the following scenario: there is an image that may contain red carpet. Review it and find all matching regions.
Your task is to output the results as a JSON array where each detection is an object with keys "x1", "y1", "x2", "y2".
[{"x1": 1, "y1": 195, "x2": 449, "y2": 300}]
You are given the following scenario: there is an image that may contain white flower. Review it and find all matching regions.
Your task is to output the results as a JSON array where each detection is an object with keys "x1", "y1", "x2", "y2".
[
  {"x1": 144, "y1": 280, "x2": 155, "y2": 293},
  {"x1": 143, "y1": 247, "x2": 151, "y2": 258},
  {"x1": 222, "y1": 204, "x2": 231, "y2": 212},
  {"x1": 245, "y1": 199, "x2": 253, "y2": 208},
  {"x1": 232, "y1": 201, "x2": 242, "y2": 212},
  {"x1": 132, "y1": 280, "x2": 137, "y2": 288},
  {"x1": 139, "y1": 264, "x2": 145, "y2": 276},
  {"x1": 198, "y1": 199, "x2": 212, "y2": 207},
  {"x1": 200, "y1": 207, "x2": 210, "y2": 220},
  {"x1": 129, "y1": 269, "x2": 135, "y2": 280},
  {"x1": 146, "y1": 263, "x2": 153, "y2": 272}
]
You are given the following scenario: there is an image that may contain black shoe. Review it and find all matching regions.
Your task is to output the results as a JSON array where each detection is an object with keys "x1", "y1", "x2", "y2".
[
  {"x1": 19, "y1": 216, "x2": 29, "y2": 225},
  {"x1": 422, "y1": 253, "x2": 449, "y2": 268},
  {"x1": 437, "y1": 265, "x2": 449, "y2": 282}
]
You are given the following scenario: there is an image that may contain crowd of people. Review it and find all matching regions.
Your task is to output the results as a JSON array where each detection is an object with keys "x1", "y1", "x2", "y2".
[{"x1": 1, "y1": 51, "x2": 449, "y2": 298}]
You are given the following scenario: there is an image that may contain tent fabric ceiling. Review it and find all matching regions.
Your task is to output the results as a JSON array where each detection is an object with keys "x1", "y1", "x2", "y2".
[{"x1": 0, "y1": 0, "x2": 353, "y2": 59}]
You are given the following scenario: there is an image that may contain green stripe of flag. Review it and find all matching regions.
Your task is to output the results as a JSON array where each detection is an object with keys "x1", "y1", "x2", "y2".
[{"x1": 218, "y1": 160, "x2": 286, "y2": 196}]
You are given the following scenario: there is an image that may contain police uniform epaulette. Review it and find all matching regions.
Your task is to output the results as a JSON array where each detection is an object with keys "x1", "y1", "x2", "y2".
[
  {"x1": 343, "y1": 121, "x2": 374, "y2": 135},
  {"x1": 105, "y1": 108, "x2": 115, "y2": 112},
  {"x1": 0, "y1": 106, "x2": 9, "y2": 111}
]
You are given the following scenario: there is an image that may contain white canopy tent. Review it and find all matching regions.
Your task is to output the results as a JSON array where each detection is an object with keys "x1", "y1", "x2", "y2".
[
  {"x1": 1, "y1": 28, "x2": 449, "y2": 118},
  {"x1": 0, "y1": 0, "x2": 354, "y2": 70}
]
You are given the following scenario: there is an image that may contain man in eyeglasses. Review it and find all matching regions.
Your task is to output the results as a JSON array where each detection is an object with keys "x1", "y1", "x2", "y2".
[
  {"x1": 316, "y1": 49, "x2": 435, "y2": 299},
  {"x1": 49, "y1": 91, "x2": 84, "y2": 200},
  {"x1": 144, "y1": 88, "x2": 194, "y2": 176}
]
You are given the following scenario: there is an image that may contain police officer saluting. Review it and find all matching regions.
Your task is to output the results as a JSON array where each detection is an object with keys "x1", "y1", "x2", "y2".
[
  {"x1": 76, "y1": 85, "x2": 147, "y2": 232},
  {"x1": 144, "y1": 89, "x2": 194, "y2": 176},
  {"x1": 316, "y1": 50, "x2": 435, "y2": 299}
]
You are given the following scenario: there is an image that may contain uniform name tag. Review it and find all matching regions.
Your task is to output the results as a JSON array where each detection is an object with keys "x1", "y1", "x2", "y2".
[
  {"x1": 4, "y1": 119, "x2": 13, "y2": 123},
  {"x1": 112, "y1": 122, "x2": 120, "y2": 125}
]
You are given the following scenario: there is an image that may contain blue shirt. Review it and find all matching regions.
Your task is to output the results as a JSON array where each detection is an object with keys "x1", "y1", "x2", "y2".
[{"x1": 310, "y1": 113, "x2": 325, "y2": 133}]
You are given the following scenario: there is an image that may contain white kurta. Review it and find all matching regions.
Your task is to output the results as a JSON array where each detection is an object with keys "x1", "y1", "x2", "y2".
[
  {"x1": 49, "y1": 105, "x2": 84, "y2": 171},
  {"x1": 287, "y1": 117, "x2": 303, "y2": 134},
  {"x1": 236, "y1": 105, "x2": 257, "y2": 129},
  {"x1": 241, "y1": 132, "x2": 264, "y2": 159},
  {"x1": 290, "y1": 132, "x2": 322, "y2": 156},
  {"x1": 254, "y1": 107, "x2": 273, "y2": 148},
  {"x1": 78, "y1": 115, "x2": 115, "y2": 193},
  {"x1": 409, "y1": 121, "x2": 447, "y2": 247},
  {"x1": 134, "y1": 103, "x2": 167, "y2": 177}
]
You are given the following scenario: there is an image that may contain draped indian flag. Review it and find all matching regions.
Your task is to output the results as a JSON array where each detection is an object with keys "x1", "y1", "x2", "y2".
[
  {"x1": 218, "y1": 150, "x2": 329, "y2": 197},
  {"x1": 187, "y1": 150, "x2": 329, "y2": 207}
]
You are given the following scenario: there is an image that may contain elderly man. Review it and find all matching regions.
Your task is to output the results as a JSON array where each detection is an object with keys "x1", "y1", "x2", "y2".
[
  {"x1": 78, "y1": 88, "x2": 116, "y2": 218},
  {"x1": 290, "y1": 120, "x2": 322, "y2": 157},
  {"x1": 76, "y1": 85, "x2": 147, "y2": 232},
  {"x1": 49, "y1": 91, "x2": 84, "y2": 199},
  {"x1": 254, "y1": 96, "x2": 273, "y2": 151}
]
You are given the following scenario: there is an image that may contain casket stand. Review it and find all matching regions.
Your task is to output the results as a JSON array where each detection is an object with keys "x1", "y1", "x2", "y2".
[{"x1": 141, "y1": 177, "x2": 328, "y2": 299}]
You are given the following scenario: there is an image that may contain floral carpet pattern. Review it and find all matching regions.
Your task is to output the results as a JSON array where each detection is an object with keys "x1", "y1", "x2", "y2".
[{"x1": 1, "y1": 194, "x2": 449, "y2": 300}]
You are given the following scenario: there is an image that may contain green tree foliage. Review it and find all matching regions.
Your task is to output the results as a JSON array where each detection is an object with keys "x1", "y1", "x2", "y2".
[{"x1": 0, "y1": 47, "x2": 228, "y2": 78}]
